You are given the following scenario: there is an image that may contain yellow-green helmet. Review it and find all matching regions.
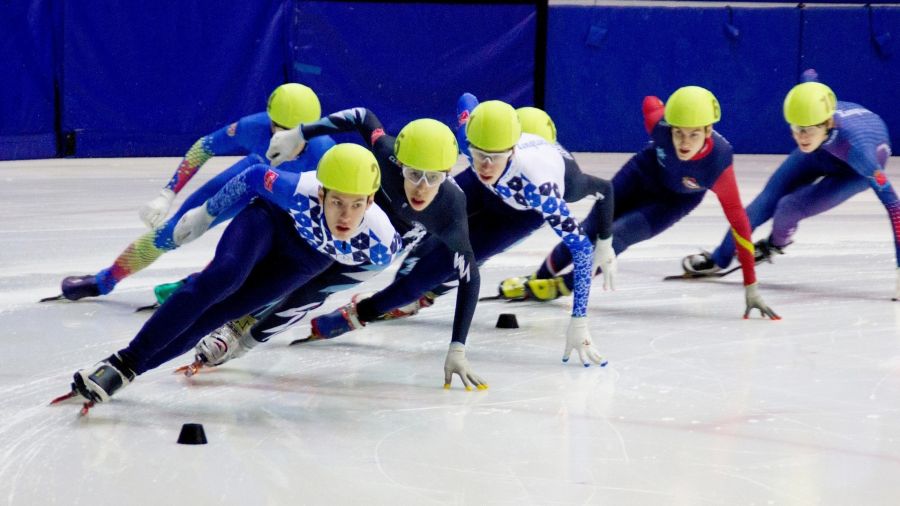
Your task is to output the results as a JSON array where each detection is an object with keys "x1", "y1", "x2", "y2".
[
  {"x1": 516, "y1": 106, "x2": 557, "y2": 142},
  {"x1": 783, "y1": 82, "x2": 837, "y2": 126},
  {"x1": 465, "y1": 100, "x2": 522, "y2": 151},
  {"x1": 267, "y1": 83, "x2": 321, "y2": 128},
  {"x1": 394, "y1": 118, "x2": 458, "y2": 171},
  {"x1": 664, "y1": 86, "x2": 721, "y2": 128},
  {"x1": 316, "y1": 143, "x2": 381, "y2": 195}
]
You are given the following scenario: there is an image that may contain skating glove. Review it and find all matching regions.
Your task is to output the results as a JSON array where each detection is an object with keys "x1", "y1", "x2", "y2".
[
  {"x1": 563, "y1": 316, "x2": 608, "y2": 367},
  {"x1": 743, "y1": 282, "x2": 780, "y2": 320},
  {"x1": 443, "y1": 342, "x2": 487, "y2": 391},
  {"x1": 139, "y1": 188, "x2": 175, "y2": 229},
  {"x1": 173, "y1": 202, "x2": 215, "y2": 245},
  {"x1": 309, "y1": 302, "x2": 365, "y2": 339},
  {"x1": 593, "y1": 236, "x2": 617, "y2": 290},
  {"x1": 444, "y1": 342, "x2": 487, "y2": 391},
  {"x1": 266, "y1": 127, "x2": 306, "y2": 167}
]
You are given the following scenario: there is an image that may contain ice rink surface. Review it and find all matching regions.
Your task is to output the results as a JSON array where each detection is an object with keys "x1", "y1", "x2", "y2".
[{"x1": 1, "y1": 154, "x2": 899, "y2": 505}]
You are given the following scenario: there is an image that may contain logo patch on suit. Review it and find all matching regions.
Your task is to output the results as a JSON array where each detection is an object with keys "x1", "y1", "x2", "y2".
[
  {"x1": 682, "y1": 177, "x2": 700, "y2": 190},
  {"x1": 874, "y1": 170, "x2": 888, "y2": 188},
  {"x1": 655, "y1": 147, "x2": 667, "y2": 166},
  {"x1": 370, "y1": 128, "x2": 385, "y2": 145},
  {"x1": 264, "y1": 169, "x2": 279, "y2": 192}
]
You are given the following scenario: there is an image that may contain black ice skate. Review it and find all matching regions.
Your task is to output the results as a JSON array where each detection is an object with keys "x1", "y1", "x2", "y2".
[
  {"x1": 61, "y1": 275, "x2": 101, "y2": 300},
  {"x1": 754, "y1": 237, "x2": 787, "y2": 264},
  {"x1": 666, "y1": 252, "x2": 741, "y2": 281},
  {"x1": 42, "y1": 274, "x2": 102, "y2": 302},
  {"x1": 53, "y1": 354, "x2": 136, "y2": 414}
]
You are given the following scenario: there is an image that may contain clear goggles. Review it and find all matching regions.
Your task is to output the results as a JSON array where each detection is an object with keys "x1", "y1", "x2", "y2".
[
  {"x1": 401, "y1": 166, "x2": 448, "y2": 187},
  {"x1": 789, "y1": 123, "x2": 827, "y2": 136},
  {"x1": 469, "y1": 146, "x2": 514, "y2": 165}
]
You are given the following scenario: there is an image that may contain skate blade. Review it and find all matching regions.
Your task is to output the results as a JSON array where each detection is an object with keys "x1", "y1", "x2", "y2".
[
  {"x1": 663, "y1": 265, "x2": 741, "y2": 281},
  {"x1": 49, "y1": 391, "x2": 95, "y2": 416},
  {"x1": 80, "y1": 401, "x2": 95, "y2": 416},
  {"x1": 39, "y1": 294, "x2": 66, "y2": 303},
  {"x1": 173, "y1": 361, "x2": 204, "y2": 377},
  {"x1": 289, "y1": 334, "x2": 323, "y2": 346},
  {"x1": 49, "y1": 390, "x2": 79, "y2": 405},
  {"x1": 479, "y1": 294, "x2": 531, "y2": 302},
  {"x1": 134, "y1": 302, "x2": 160, "y2": 313},
  {"x1": 376, "y1": 310, "x2": 416, "y2": 321}
]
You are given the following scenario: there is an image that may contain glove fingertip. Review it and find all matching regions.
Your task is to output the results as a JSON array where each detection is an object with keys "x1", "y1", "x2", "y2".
[
  {"x1": 464, "y1": 385, "x2": 472, "y2": 392},
  {"x1": 583, "y1": 362, "x2": 590, "y2": 368},
  {"x1": 443, "y1": 383, "x2": 451, "y2": 390},
  {"x1": 477, "y1": 384, "x2": 488, "y2": 390}
]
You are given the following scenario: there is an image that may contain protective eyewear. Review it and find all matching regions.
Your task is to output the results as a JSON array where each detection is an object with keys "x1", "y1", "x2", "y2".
[
  {"x1": 790, "y1": 123, "x2": 827, "y2": 136},
  {"x1": 469, "y1": 146, "x2": 513, "y2": 165},
  {"x1": 401, "y1": 166, "x2": 447, "y2": 187}
]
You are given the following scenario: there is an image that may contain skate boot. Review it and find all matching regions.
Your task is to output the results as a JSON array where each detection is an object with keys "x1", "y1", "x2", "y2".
[
  {"x1": 754, "y1": 237, "x2": 786, "y2": 264},
  {"x1": 498, "y1": 275, "x2": 531, "y2": 300},
  {"x1": 523, "y1": 276, "x2": 570, "y2": 301},
  {"x1": 61, "y1": 274, "x2": 101, "y2": 301},
  {"x1": 681, "y1": 251, "x2": 722, "y2": 275},
  {"x1": 498, "y1": 275, "x2": 570, "y2": 301},
  {"x1": 194, "y1": 320, "x2": 258, "y2": 367},
  {"x1": 72, "y1": 353, "x2": 135, "y2": 403},
  {"x1": 176, "y1": 315, "x2": 258, "y2": 375},
  {"x1": 378, "y1": 291, "x2": 436, "y2": 320},
  {"x1": 153, "y1": 278, "x2": 186, "y2": 304},
  {"x1": 304, "y1": 301, "x2": 365, "y2": 342}
]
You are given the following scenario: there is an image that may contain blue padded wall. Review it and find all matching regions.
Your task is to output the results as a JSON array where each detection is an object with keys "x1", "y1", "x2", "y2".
[
  {"x1": 3, "y1": 2, "x2": 899, "y2": 159},
  {"x1": 0, "y1": 0, "x2": 57, "y2": 160},
  {"x1": 61, "y1": 0, "x2": 289, "y2": 157},
  {"x1": 801, "y1": 5, "x2": 900, "y2": 153},
  {"x1": 289, "y1": 1, "x2": 536, "y2": 138},
  {"x1": 546, "y1": 5, "x2": 801, "y2": 155}
]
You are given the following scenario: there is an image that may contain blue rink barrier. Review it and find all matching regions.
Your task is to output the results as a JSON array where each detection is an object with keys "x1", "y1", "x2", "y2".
[
  {"x1": 0, "y1": 0, "x2": 57, "y2": 160},
  {"x1": 800, "y1": 5, "x2": 900, "y2": 155},
  {"x1": 59, "y1": 0, "x2": 289, "y2": 158},
  {"x1": 287, "y1": 1, "x2": 537, "y2": 138},
  {"x1": 1, "y1": 1, "x2": 897, "y2": 159},
  {"x1": 544, "y1": 3, "x2": 899, "y2": 154}
]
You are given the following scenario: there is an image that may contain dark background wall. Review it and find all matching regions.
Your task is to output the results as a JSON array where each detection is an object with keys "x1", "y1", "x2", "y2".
[{"x1": 1, "y1": 1, "x2": 896, "y2": 160}]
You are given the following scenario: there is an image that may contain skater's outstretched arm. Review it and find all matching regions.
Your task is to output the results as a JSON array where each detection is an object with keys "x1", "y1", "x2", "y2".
[
  {"x1": 140, "y1": 119, "x2": 252, "y2": 228},
  {"x1": 173, "y1": 164, "x2": 301, "y2": 245},
  {"x1": 710, "y1": 167, "x2": 780, "y2": 320}
]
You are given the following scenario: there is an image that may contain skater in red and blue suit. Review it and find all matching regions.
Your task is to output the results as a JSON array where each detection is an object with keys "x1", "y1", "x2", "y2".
[{"x1": 500, "y1": 86, "x2": 778, "y2": 319}]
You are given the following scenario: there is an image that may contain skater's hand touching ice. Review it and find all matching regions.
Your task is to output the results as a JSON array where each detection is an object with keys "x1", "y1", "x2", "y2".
[
  {"x1": 443, "y1": 342, "x2": 487, "y2": 391},
  {"x1": 563, "y1": 317, "x2": 608, "y2": 367},
  {"x1": 743, "y1": 282, "x2": 780, "y2": 320}
]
